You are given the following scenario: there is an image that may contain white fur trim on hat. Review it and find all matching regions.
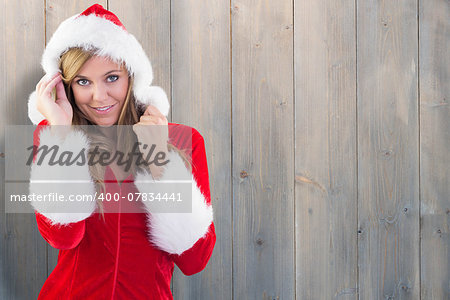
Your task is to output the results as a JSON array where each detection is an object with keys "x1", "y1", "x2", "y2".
[
  {"x1": 27, "y1": 5, "x2": 170, "y2": 124},
  {"x1": 29, "y1": 127, "x2": 97, "y2": 225},
  {"x1": 137, "y1": 86, "x2": 170, "y2": 117},
  {"x1": 134, "y1": 150, "x2": 214, "y2": 255},
  {"x1": 27, "y1": 91, "x2": 46, "y2": 125}
]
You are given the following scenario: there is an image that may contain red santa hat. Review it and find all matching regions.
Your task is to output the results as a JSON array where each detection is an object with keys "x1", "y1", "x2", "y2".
[{"x1": 28, "y1": 4, "x2": 169, "y2": 124}]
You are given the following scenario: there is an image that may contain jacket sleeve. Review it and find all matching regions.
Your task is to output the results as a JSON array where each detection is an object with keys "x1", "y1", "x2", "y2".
[
  {"x1": 35, "y1": 211, "x2": 86, "y2": 250},
  {"x1": 134, "y1": 127, "x2": 216, "y2": 275},
  {"x1": 30, "y1": 120, "x2": 96, "y2": 249}
]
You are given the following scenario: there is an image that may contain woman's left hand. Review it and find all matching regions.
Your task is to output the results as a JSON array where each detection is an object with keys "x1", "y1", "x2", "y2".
[{"x1": 132, "y1": 105, "x2": 169, "y2": 178}]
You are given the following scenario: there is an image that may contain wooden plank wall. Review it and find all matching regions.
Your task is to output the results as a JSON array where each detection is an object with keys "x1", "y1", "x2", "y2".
[
  {"x1": 1, "y1": 0, "x2": 448, "y2": 299},
  {"x1": 295, "y1": 0, "x2": 357, "y2": 299},
  {"x1": 170, "y1": 1, "x2": 231, "y2": 299},
  {"x1": 1, "y1": 1, "x2": 47, "y2": 300},
  {"x1": 358, "y1": 1, "x2": 420, "y2": 298},
  {"x1": 419, "y1": 0, "x2": 449, "y2": 299},
  {"x1": 233, "y1": 0, "x2": 295, "y2": 298}
]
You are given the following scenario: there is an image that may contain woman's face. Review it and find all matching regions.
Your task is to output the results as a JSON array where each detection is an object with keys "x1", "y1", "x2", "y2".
[{"x1": 71, "y1": 55, "x2": 129, "y2": 126}]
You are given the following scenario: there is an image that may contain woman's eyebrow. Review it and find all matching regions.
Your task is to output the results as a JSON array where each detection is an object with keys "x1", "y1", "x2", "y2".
[
  {"x1": 74, "y1": 70, "x2": 123, "y2": 79},
  {"x1": 103, "y1": 70, "x2": 123, "y2": 75}
]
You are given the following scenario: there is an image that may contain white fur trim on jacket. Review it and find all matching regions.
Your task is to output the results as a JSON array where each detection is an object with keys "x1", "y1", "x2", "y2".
[
  {"x1": 134, "y1": 150, "x2": 214, "y2": 255},
  {"x1": 29, "y1": 127, "x2": 97, "y2": 225}
]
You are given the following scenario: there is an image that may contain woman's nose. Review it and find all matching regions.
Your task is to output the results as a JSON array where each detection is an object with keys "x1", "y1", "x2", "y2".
[{"x1": 92, "y1": 83, "x2": 108, "y2": 102}]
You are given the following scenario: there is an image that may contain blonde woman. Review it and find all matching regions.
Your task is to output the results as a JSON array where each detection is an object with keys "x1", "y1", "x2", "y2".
[{"x1": 27, "y1": 4, "x2": 215, "y2": 299}]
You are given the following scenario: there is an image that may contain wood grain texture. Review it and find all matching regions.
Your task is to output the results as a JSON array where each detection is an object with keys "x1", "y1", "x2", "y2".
[
  {"x1": 295, "y1": 0, "x2": 357, "y2": 299},
  {"x1": 171, "y1": 1, "x2": 231, "y2": 299},
  {"x1": 44, "y1": 0, "x2": 108, "y2": 278},
  {"x1": 357, "y1": 0, "x2": 420, "y2": 299},
  {"x1": 3, "y1": 0, "x2": 449, "y2": 298},
  {"x1": 0, "y1": 0, "x2": 47, "y2": 299},
  {"x1": 419, "y1": 0, "x2": 450, "y2": 299},
  {"x1": 231, "y1": 0, "x2": 295, "y2": 298},
  {"x1": 45, "y1": 0, "x2": 106, "y2": 35}
]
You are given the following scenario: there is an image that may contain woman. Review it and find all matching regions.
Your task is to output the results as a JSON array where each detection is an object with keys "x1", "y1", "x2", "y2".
[{"x1": 27, "y1": 4, "x2": 215, "y2": 299}]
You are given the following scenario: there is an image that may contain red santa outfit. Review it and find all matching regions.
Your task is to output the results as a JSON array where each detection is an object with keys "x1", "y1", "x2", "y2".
[{"x1": 26, "y1": 4, "x2": 215, "y2": 300}]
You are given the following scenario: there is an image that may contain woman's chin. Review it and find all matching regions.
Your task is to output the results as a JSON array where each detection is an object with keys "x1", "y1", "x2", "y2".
[{"x1": 91, "y1": 116, "x2": 118, "y2": 127}]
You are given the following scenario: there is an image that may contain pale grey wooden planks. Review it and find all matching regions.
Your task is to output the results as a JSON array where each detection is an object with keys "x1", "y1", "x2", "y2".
[
  {"x1": 2, "y1": 0, "x2": 449, "y2": 299},
  {"x1": 419, "y1": 0, "x2": 450, "y2": 299},
  {"x1": 358, "y1": 0, "x2": 420, "y2": 299},
  {"x1": 171, "y1": 1, "x2": 232, "y2": 299},
  {"x1": 232, "y1": 0, "x2": 295, "y2": 298},
  {"x1": 1, "y1": 1, "x2": 47, "y2": 299},
  {"x1": 295, "y1": 0, "x2": 358, "y2": 298}
]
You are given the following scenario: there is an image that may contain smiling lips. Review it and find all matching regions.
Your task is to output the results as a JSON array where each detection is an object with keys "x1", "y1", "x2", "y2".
[{"x1": 91, "y1": 104, "x2": 115, "y2": 114}]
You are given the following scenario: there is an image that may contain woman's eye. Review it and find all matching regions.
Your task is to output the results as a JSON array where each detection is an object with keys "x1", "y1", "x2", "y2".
[
  {"x1": 77, "y1": 79, "x2": 89, "y2": 86},
  {"x1": 107, "y1": 75, "x2": 119, "y2": 82}
]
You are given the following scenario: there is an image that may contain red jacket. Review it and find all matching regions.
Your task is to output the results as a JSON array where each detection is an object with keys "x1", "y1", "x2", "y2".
[{"x1": 30, "y1": 120, "x2": 216, "y2": 299}]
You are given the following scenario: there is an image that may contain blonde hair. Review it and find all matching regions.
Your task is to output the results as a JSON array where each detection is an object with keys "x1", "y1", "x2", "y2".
[{"x1": 59, "y1": 47, "x2": 191, "y2": 219}]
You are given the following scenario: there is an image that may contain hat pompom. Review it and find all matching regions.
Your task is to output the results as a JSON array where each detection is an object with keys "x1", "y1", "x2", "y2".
[{"x1": 136, "y1": 86, "x2": 170, "y2": 117}]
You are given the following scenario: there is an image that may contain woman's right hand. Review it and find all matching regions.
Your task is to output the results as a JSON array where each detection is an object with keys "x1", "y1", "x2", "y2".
[{"x1": 36, "y1": 72, "x2": 73, "y2": 126}]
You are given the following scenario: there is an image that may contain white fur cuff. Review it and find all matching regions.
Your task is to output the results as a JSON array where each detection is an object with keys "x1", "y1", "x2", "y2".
[
  {"x1": 135, "y1": 151, "x2": 213, "y2": 255},
  {"x1": 29, "y1": 127, "x2": 97, "y2": 225}
]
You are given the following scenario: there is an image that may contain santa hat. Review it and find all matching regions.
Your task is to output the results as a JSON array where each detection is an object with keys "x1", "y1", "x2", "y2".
[{"x1": 27, "y1": 4, "x2": 169, "y2": 124}]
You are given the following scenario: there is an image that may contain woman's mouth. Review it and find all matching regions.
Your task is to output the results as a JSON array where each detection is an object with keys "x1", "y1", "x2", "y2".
[{"x1": 91, "y1": 104, "x2": 115, "y2": 114}]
